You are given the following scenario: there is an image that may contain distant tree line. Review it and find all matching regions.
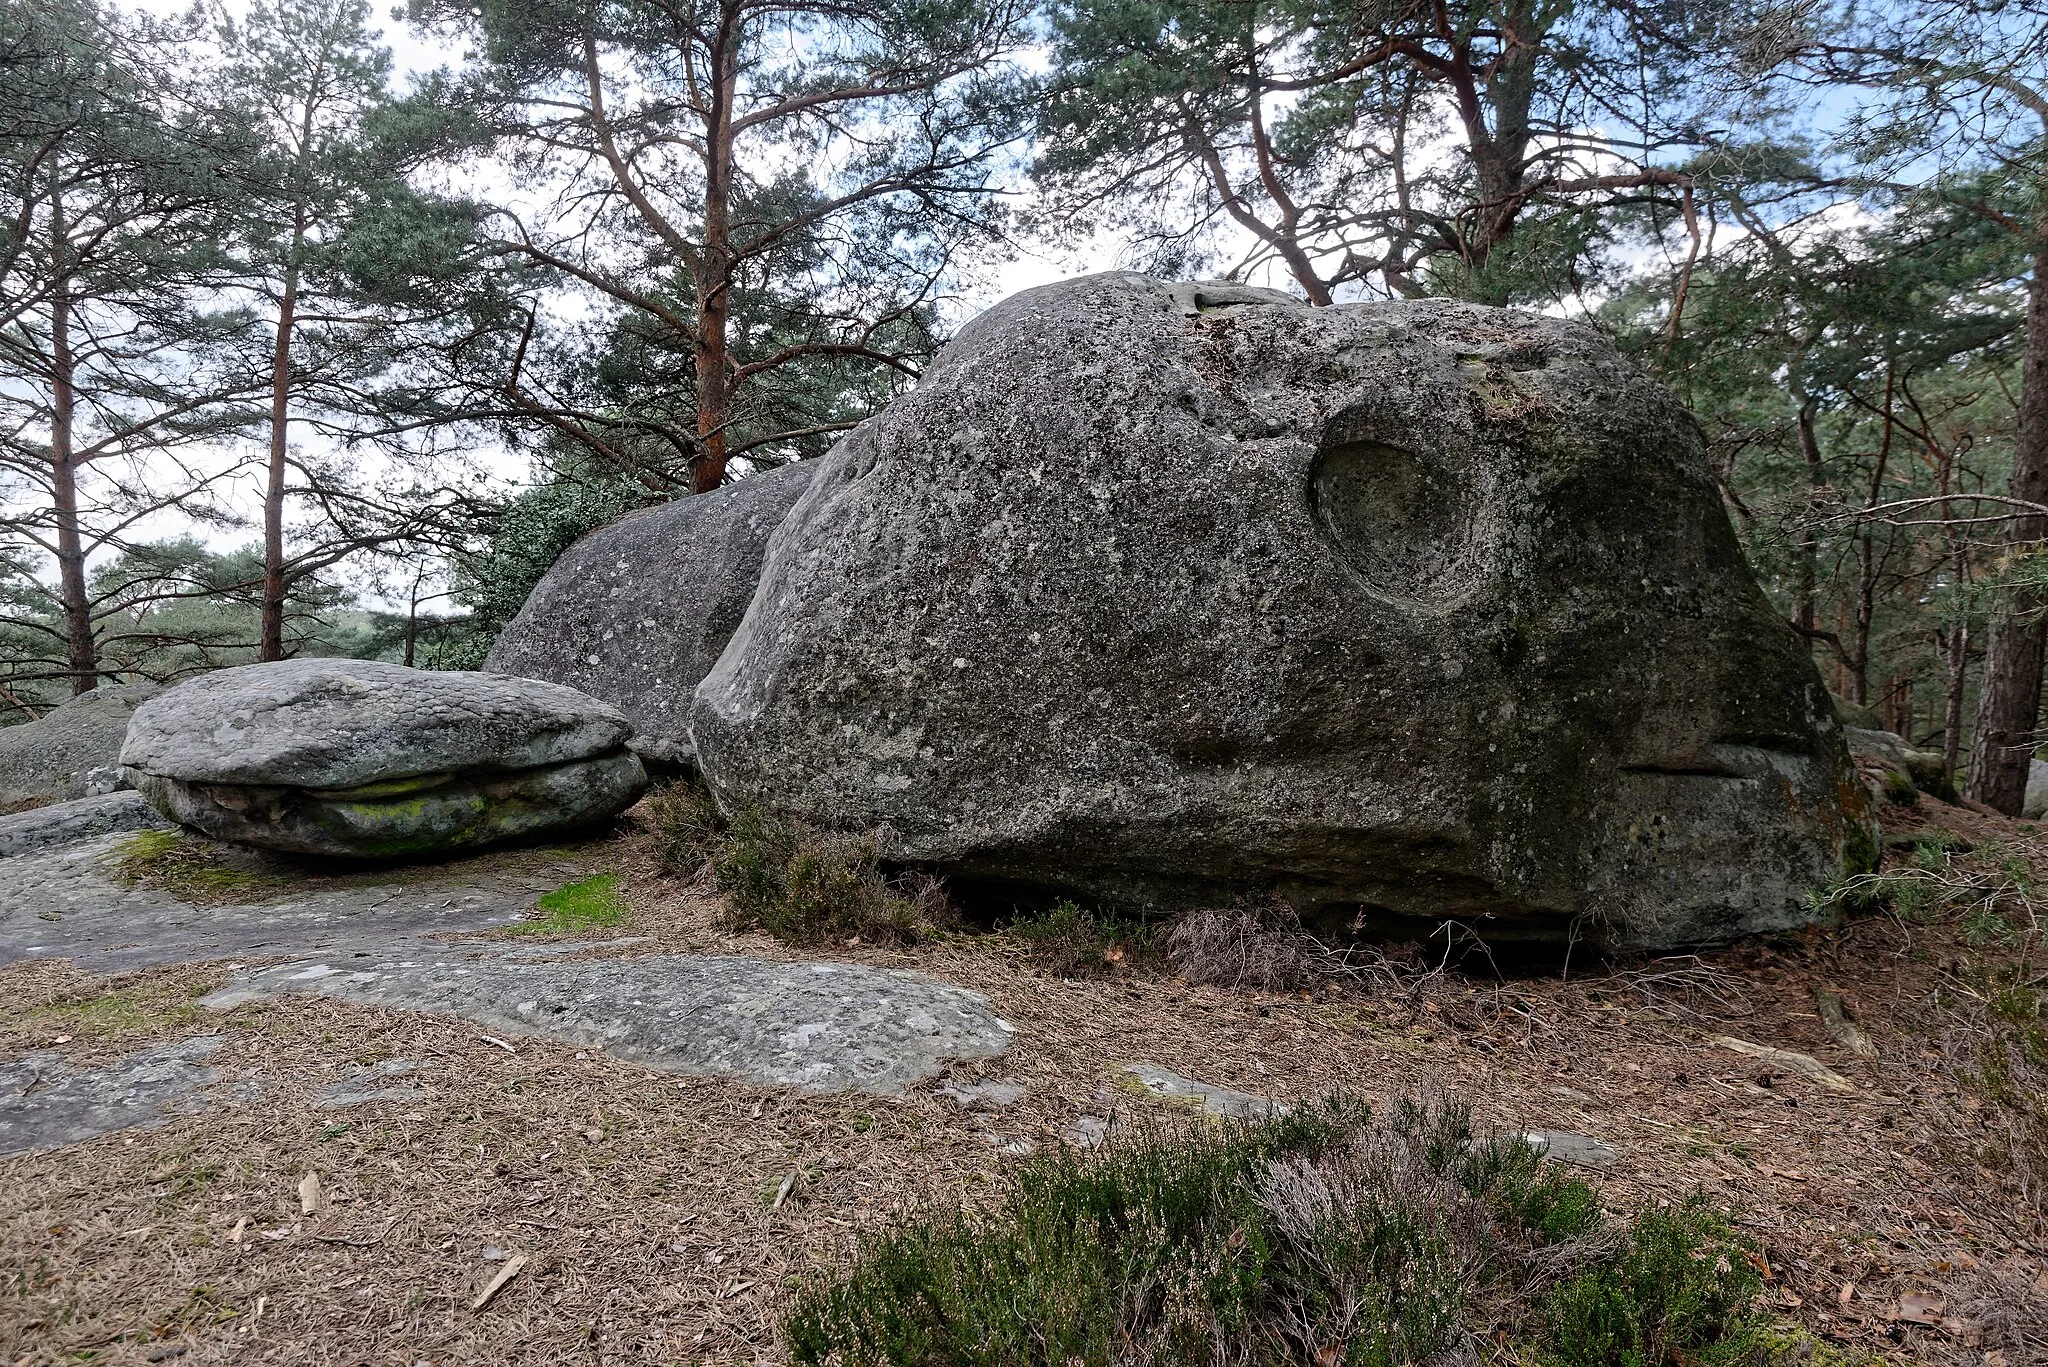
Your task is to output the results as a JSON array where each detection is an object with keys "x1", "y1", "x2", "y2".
[{"x1": 1, "y1": 0, "x2": 2044, "y2": 811}]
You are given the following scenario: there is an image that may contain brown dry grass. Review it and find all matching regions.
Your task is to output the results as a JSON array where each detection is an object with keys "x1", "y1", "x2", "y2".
[{"x1": 1, "y1": 797, "x2": 2044, "y2": 1365}]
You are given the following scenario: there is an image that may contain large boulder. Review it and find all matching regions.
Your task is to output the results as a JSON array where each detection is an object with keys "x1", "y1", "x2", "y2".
[
  {"x1": 121, "y1": 659, "x2": 647, "y2": 858},
  {"x1": 2024, "y1": 759, "x2": 2048, "y2": 821},
  {"x1": 484, "y1": 462, "x2": 818, "y2": 767},
  {"x1": 691, "y1": 273, "x2": 1873, "y2": 950},
  {"x1": 0, "y1": 683, "x2": 159, "y2": 811}
]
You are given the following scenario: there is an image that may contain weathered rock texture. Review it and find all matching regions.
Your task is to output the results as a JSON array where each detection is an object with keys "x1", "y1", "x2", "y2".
[
  {"x1": 121, "y1": 659, "x2": 647, "y2": 858},
  {"x1": 1845, "y1": 727, "x2": 1957, "y2": 806},
  {"x1": 0, "y1": 1037, "x2": 236, "y2": 1157},
  {"x1": 485, "y1": 462, "x2": 817, "y2": 766},
  {"x1": 692, "y1": 273, "x2": 1872, "y2": 950},
  {"x1": 0, "y1": 682, "x2": 158, "y2": 811},
  {"x1": 0, "y1": 790, "x2": 170, "y2": 860},
  {"x1": 201, "y1": 952, "x2": 1011, "y2": 1093}
]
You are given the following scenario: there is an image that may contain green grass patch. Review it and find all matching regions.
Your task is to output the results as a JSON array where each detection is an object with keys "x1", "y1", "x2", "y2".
[
  {"x1": 647, "y1": 778, "x2": 949, "y2": 945},
  {"x1": 513, "y1": 872, "x2": 628, "y2": 935},
  {"x1": 786, "y1": 1095, "x2": 1802, "y2": 1367},
  {"x1": 110, "y1": 829, "x2": 273, "y2": 904}
]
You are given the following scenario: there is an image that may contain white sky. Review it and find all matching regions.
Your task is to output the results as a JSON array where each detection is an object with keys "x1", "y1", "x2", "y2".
[{"x1": 89, "y1": 1, "x2": 1856, "y2": 614}]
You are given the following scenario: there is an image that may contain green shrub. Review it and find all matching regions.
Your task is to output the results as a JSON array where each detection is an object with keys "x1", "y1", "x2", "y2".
[
  {"x1": 1539, "y1": 1198, "x2": 1766, "y2": 1366},
  {"x1": 785, "y1": 1095, "x2": 1784, "y2": 1367},
  {"x1": 646, "y1": 777, "x2": 947, "y2": 945},
  {"x1": 1007, "y1": 899, "x2": 1153, "y2": 977}
]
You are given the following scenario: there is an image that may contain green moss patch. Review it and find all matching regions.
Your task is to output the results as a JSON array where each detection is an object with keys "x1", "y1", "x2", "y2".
[
  {"x1": 109, "y1": 830, "x2": 275, "y2": 904},
  {"x1": 514, "y1": 872, "x2": 628, "y2": 935}
]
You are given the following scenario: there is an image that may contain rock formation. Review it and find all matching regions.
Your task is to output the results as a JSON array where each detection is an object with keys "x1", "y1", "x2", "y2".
[
  {"x1": 121, "y1": 659, "x2": 646, "y2": 858},
  {"x1": 0, "y1": 683, "x2": 159, "y2": 811},
  {"x1": 1844, "y1": 726, "x2": 1958, "y2": 806},
  {"x1": 484, "y1": 462, "x2": 817, "y2": 767},
  {"x1": 691, "y1": 273, "x2": 1872, "y2": 950}
]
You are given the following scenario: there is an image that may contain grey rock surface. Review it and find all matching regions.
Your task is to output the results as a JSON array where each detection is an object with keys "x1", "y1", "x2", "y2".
[
  {"x1": 123, "y1": 658, "x2": 629, "y2": 788},
  {"x1": 0, "y1": 1036, "x2": 233, "y2": 1156},
  {"x1": 1521, "y1": 1130, "x2": 1619, "y2": 1168},
  {"x1": 200, "y1": 951, "x2": 1013, "y2": 1094},
  {"x1": 486, "y1": 463, "x2": 817, "y2": 767},
  {"x1": 0, "y1": 790, "x2": 170, "y2": 859},
  {"x1": 121, "y1": 659, "x2": 647, "y2": 858},
  {"x1": 692, "y1": 272, "x2": 1871, "y2": 950},
  {"x1": 1121, "y1": 1062, "x2": 1284, "y2": 1118},
  {"x1": 2026, "y1": 759, "x2": 2048, "y2": 821},
  {"x1": 1845, "y1": 726, "x2": 1957, "y2": 805},
  {"x1": 0, "y1": 683, "x2": 158, "y2": 811},
  {"x1": 0, "y1": 831, "x2": 593, "y2": 973},
  {"x1": 130, "y1": 751, "x2": 646, "y2": 861}
]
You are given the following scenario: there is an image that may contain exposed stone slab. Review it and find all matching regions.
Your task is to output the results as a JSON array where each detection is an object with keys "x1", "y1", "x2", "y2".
[
  {"x1": 0, "y1": 832, "x2": 589, "y2": 973},
  {"x1": 1120, "y1": 1062, "x2": 1285, "y2": 1118},
  {"x1": 0, "y1": 790, "x2": 171, "y2": 859},
  {"x1": 0, "y1": 1036, "x2": 235, "y2": 1156},
  {"x1": 200, "y1": 952, "x2": 1013, "y2": 1094},
  {"x1": 1520, "y1": 1130, "x2": 1619, "y2": 1168}
]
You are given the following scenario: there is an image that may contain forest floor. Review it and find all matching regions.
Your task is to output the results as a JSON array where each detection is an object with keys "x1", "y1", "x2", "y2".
[{"x1": 0, "y1": 794, "x2": 2043, "y2": 1366}]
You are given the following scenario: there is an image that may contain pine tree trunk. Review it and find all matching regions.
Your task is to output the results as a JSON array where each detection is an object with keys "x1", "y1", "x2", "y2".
[
  {"x1": 691, "y1": 6, "x2": 739, "y2": 496},
  {"x1": 47, "y1": 169, "x2": 95, "y2": 695},
  {"x1": 1966, "y1": 238, "x2": 2048, "y2": 814},
  {"x1": 1944, "y1": 623, "x2": 1969, "y2": 781},
  {"x1": 260, "y1": 263, "x2": 298, "y2": 661}
]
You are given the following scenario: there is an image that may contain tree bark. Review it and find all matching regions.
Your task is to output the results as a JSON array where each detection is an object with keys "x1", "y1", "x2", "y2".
[
  {"x1": 1966, "y1": 236, "x2": 2048, "y2": 813},
  {"x1": 47, "y1": 167, "x2": 95, "y2": 695},
  {"x1": 1943, "y1": 623, "x2": 1969, "y2": 779},
  {"x1": 691, "y1": 3, "x2": 741, "y2": 495},
  {"x1": 1795, "y1": 395, "x2": 1823, "y2": 636},
  {"x1": 260, "y1": 258, "x2": 299, "y2": 661}
]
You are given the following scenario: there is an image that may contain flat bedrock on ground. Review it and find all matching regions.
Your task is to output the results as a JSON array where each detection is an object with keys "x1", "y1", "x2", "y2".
[
  {"x1": 0, "y1": 1036, "x2": 243, "y2": 1157},
  {"x1": 200, "y1": 950, "x2": 1014, "y2": 1094},
  {"x1": 0, "y1": 829, "x2": 591, "y2": 973}
]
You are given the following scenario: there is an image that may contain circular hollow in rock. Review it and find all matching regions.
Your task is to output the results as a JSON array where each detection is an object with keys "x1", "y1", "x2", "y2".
[{"x1": 1309, "y1": 435, "x2": 1491, "y2": 605}]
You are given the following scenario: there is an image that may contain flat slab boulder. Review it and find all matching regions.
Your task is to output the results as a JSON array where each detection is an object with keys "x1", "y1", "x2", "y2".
[
  {"x1": 485, "y1": 462, "x2": 817, "y2": 767},
  {"x1": 121, "y1": 659, "x2": 647, "y2": 858},
  {"x1": 691, "y1": 273, "x2": 1873, "y2": 951}
]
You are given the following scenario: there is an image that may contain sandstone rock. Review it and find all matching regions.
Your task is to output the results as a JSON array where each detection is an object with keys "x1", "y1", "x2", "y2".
[
  {"x1": 0, "y1": 1037, "x2": 235, "y2": 1157},
  {"x1": 121, "y1": 659, "x2": 647, "y2": 858},
  {"x1": 1845, "y1": 727, "x2": 1957, "y2": 805},
  {"x1": 692, "y1": 272, "x2": 1871, "y2": 950},
  {"x1": 201, "y1": 952, "x2": 1012, "y2": 1094},
  {"x1": 0, "y1": 790, "x2": 170, "y2": 859},
  {"x1": 0, "y1": 683, "x2": 158, "y2": 811},
  {"x1": 484, "y1": 463, "x2": 817, "y2": 767}
]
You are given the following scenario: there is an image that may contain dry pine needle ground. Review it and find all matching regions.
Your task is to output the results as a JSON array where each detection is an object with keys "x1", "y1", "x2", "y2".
[{"x1": 0, "y1": 797, "x2": 2043, "y2": 1366}]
